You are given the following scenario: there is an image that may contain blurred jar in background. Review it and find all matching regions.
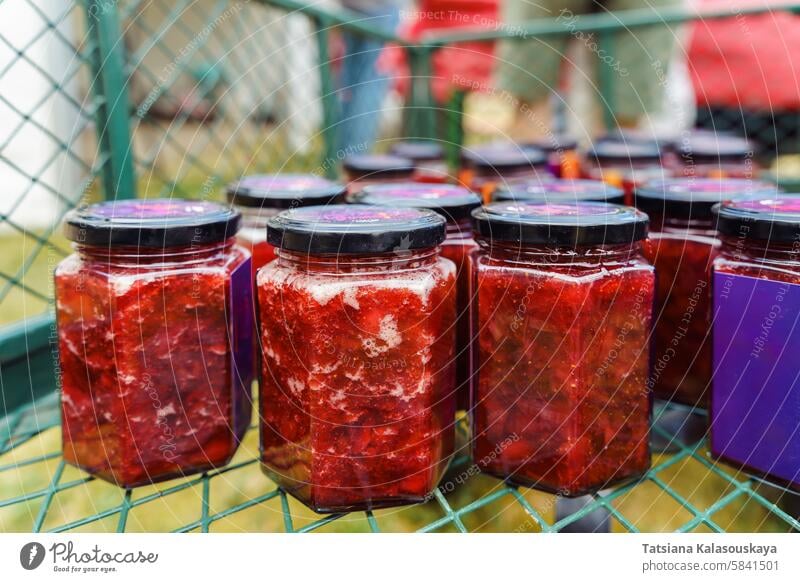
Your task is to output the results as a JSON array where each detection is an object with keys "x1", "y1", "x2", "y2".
[
  {"x1": 523, "y1": 134, "x2": 581, "y2": 178},
  {"x1": 494, "y1": 178, "x2": 624, "y2": 204},
  {"x1": 584, "y1": 139, "x2": 671, "y2": 205},
  {"x1": 342, "y1": 154, "x2": 415, "y2": 194},
  {"x1": 389, "y1": 140, "x2": 449, "y2": 183},
  {"x1": 460, "y1": 143, "x2": 548, "y2": 202},
  {"x1": 676, "y1": 133, "x2": 759, "y2": 179},
  {"x1": 227, "y1": 174, "x2": 347, "y2": 272}
]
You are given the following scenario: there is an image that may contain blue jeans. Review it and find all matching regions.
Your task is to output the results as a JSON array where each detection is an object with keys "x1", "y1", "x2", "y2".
[{"x1": 337, "y1": 6, "x2": 400, "y2": 153}]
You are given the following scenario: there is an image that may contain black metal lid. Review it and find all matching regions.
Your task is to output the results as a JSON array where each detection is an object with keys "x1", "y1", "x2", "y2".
[
  {"x1": 266, "y1": 204, "x2": 446, "y2": 254},
  {"x1": 226, "y1": 174, "x2": 346, "y2": 209},
  {"x1": 523, "y1": 134, "x2": 579, "y2": 153},
  {"x1": 588, "y1": 140, "x2": 662, "y2": 164},
  {"x1": 494, "y1": 179, "x2": 625, "y2": 204},
  {"x1": 472, "y1": 201, "x2": 649, "y2": 246},
  {"x1": 461, "y1": 143, "x2": 548, "y2": 172},
  {"x1": 679, "y1": 134, "x2": 755, "y2": 164},
  {"x1": 64, "y1": 199, "x2": 241, "y2": 248},
  {"x1": 636, "y1": 178, "x2": 779, "y2": 219},
  {"x1": 352, "y1": 183, "x2": 481, "y2": 222},
  {"x1": 342, "y1": 154, "x2": 415, "y2": 179},
  {"x1": 388, "y1": 140, "x2": 444, "y2": 162},
  {"x1": 713, "y1": 196, "x2": 800, "y2": 243}
]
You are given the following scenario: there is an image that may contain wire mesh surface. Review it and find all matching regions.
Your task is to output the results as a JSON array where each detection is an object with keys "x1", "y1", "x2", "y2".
[
  {"x1": 3, "y1": 1, "x2": 800, "y2": 533},
  {"x1": 1, "y1": 394, "x2": 799, "y2": 533}
]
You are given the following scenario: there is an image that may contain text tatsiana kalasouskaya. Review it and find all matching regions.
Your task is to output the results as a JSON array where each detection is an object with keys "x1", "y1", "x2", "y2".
[{"x1": 642, "y1": 543, "x2": 777, "y2": 557}]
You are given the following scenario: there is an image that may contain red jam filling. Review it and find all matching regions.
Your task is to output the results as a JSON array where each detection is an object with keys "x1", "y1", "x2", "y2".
[
  {"x1": 473, "y1": 245, "x2": 653, "y2": 496},
  {"x1": 644, "y1": 232, "x2": 717, "y2": 406},
  {"x1": 258, "y1": 252, "x2": 456, "y2": 512},
  {"x1": 56, "y1": 243, "x2": 253, "y2": 487}
]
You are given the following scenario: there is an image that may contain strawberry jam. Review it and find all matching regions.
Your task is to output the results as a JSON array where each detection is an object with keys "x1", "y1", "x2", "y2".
[
  {"x1": 711, "y1": 197, "x2": 800, "y2": 490},
  {"x1": 352, "y1": 183, "x2": 482, "y2": 410},
  {"x1": 471, "y1": 201, "x2": 654, "y2": 496},
  {"x1": 227, "y1": 174, "x2": 346, "y2": 273},
  {"x1": 636, "y1": 178, "x2": 778, "y2": 407},
  {"x1": 56, "y1": 199, "x2": 253, "y2": 488},
  {"x1": 258, "y1": 205, "x2": 457, "y2": 512}
]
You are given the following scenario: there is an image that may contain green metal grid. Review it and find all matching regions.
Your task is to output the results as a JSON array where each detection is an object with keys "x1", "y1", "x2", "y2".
[
  {"x1": 2, "y1": 395, "x2": 799, "y2": 533},
  {"x1": 2, "y1": 0, "x2": 800, "y2": 532}
]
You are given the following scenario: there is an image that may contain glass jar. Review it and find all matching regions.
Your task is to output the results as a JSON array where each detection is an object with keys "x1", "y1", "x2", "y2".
[
  {"x1": 227, "y1": 174, "x2": 346, "y2": 273},
  {"x1": 389, "y1": 140, "x2": 449, "y2": 183},
  {"x1": 494, "y1": 178, "x2": 624, "y2": 205},
  {"x1": 258, "y1": 205, "x2": 457, "y2": 512},
  {"x1": 677, "y1": 134, "x2": 759, "y2": 179},
  {"x1": 461, "y1": 144, "x2": 548, "y2": 203},
  {"x1": 352, "y1": 183, "x2": 482, "y2": 411},
  {"x1": 342, "y1": 154, "x2": 415, "y2": 195},
  {"x1": 471, "y1": 201, "x2": 654, "y2": 496},
  {"x1": 710, "y1": 197, "x2": 800, "y2": 490},
  {"x1": 584, "y1": 140, "x2": 670, "y2": 205},
  {"x1": 56, "y1": 199, "x2": 254, "y2": 488},
  {"x1": 523, "y1": 134, "x2": 581, "y2": 179},
  {"x1": 636, "y1": 178, "x2": 778, "y2": 407}
]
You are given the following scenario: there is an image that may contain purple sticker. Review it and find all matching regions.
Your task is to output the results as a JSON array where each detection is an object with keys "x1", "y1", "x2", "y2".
[
  {"x1": 711, "y1": 271, "x2": 800, "y2": 486},
  {"x1": 91, "y1": 199, "x2": 224, "y2": 219},
  {"x1": 228, "y1": 256, "x2": 254, "y2": 441},
  {"x1": 364, "y1": 184, "x2": 470, "y2": 201},
  {"x1": 236, "y1": 174, "x2": 333, "y2": 192},
  {"x1": 489, "y1": 201, "x2": 626, "y2": 218},
  {"x1": 293, "y1": 205, "x2": 428, "y2": 225}
]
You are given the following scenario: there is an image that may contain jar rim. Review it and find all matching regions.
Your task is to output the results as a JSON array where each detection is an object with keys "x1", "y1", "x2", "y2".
[
  {"x1": 64, "y1": 199, "x2": 240, "y2": 248},
  {"x1": 267, "y1": 204, "x2": 446, "y2": 254},
  {"x1": 472, "y1": 201, "x2": 648, "y2": 246},
  {"x1": 226, "y1": 173, "x2": 346, "y2": 209}
]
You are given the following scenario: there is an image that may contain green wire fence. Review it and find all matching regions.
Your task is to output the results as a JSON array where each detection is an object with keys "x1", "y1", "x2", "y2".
[{"x1": 1, "y1": 0, "x2": 800, "y2": 532}]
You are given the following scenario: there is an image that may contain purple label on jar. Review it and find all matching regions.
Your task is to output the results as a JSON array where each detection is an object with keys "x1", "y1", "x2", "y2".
[
  {"x1": 228, "y1": 256, "x2": 254, "y2": 441},
  {"x1": 711, "y1": 271, "x2": 800, "y2": 486}
]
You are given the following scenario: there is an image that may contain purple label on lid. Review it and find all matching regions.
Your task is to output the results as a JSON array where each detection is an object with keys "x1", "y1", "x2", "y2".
[
  {"x1": 727, "y1": 197, "x2": 800, "y2": 215},
  {"x1": 91, "y1": 199, "x2": 224, "y2": 220},
  {"x1": 292, "y1": 205, "x2": 429, "y2": 225},
  {"x1": 491, "y1": 201, "x2": 624, "y2": 218},
  {"x1": 711, "y1": 271, "x2": 800, "y2": 486},
  {"x1": 237, "y1": 174, "x2": 332, "y2": 191}
]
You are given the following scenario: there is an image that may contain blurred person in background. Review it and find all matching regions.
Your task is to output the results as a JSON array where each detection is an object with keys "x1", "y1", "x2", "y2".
[
  {"x1": 496, "y1": 0, "x2": 680, "y2": 140},
  {"x1": 337, "y1": 0, "x2": 404, "y2": 152}
]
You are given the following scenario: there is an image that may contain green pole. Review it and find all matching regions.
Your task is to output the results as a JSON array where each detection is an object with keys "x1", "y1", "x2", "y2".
[{"x1": 86, "y1": 0, "x2": 136, "y2": 200}]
